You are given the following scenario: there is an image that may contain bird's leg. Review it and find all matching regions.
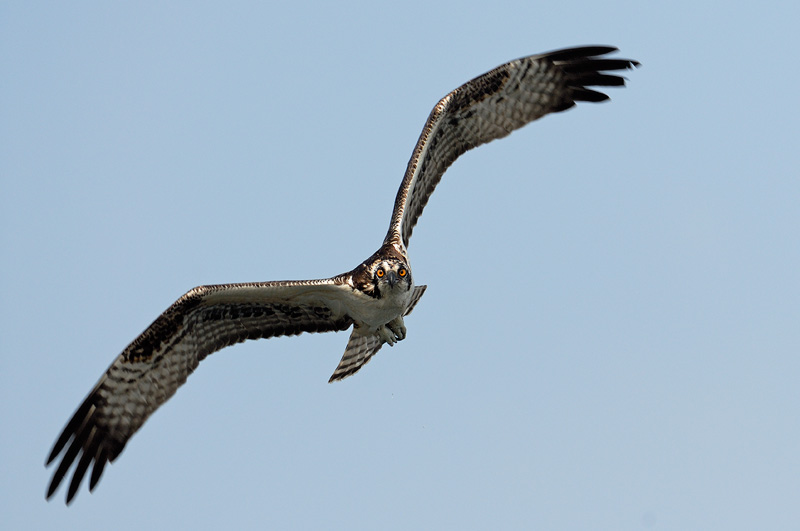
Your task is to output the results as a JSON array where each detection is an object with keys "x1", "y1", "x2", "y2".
[
  {"x1": 385, "y1": 316, "x2": 407, "y2": 342},
  {"x1": 376, "y1": 317, "x2": 406, "y2": 346},
  {"x1": 376, "y1": 325, "x2": 397, "y2": 346}
]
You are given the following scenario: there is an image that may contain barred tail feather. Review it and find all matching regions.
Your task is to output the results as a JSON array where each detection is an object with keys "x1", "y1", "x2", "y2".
[{"x1": 329, "y1": 331, "x2": 384, "y2": 382}]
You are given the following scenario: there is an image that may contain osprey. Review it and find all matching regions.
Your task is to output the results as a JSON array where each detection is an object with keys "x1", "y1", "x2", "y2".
[{"x1": 47, "y1": 46, "x2": 638, "y2": 503}]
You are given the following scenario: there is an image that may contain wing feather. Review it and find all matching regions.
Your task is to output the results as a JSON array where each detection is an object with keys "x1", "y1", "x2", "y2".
[
  {"x1": 46, "y1": 279, "x2": 356, "y2": 503},
  {"x1": 384, "y1": 46, "x2": 639, "y2": 248}
]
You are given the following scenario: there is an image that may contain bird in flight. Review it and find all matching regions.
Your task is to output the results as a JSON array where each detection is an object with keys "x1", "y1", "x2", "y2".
[{"x1": 46, "y1": 46, "x2": 638, "y2": 503}]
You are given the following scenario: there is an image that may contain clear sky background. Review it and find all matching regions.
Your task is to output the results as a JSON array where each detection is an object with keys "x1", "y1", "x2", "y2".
[{"x1": 2, "y1": 1, "x2": 798, "y2": 529}]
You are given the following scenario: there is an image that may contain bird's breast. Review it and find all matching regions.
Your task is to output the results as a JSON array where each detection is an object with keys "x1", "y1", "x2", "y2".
[{"x1": 346, "y1": 284, "x2": 414, "y2": 331}]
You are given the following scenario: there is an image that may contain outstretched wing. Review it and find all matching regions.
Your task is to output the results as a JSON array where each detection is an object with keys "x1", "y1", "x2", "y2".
[
  {"x1": 46, "y1": 279, "x2": 356, "y2": 504},
  {"x1": 384, "y1": 46, "x2": 639, "y2": 249}
]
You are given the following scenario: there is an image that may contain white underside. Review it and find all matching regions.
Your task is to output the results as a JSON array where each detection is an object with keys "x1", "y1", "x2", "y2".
[{"x1": 344, "y1": 282, "x2": 415, "y2": 332}]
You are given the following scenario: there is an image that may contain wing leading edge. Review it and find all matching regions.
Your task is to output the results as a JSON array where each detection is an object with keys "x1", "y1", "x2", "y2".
[
  {"x1": 46, "y1": 279, "x2": 356, "y2": 503},
  {"x1": 384, "y1": 46, "x2": 639, "y2": 249}
]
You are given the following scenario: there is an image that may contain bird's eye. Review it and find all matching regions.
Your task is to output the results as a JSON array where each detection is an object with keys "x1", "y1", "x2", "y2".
[
  {"x1": 376, "y1": 269, "x2": 385, "y2": 278},
  {"x1": 398, "y1": 268, "x2": 407, "y2": 277}
]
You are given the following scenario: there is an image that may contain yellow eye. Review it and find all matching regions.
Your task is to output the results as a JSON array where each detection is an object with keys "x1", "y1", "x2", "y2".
[
  {"x1": 376, "y1": 269, "x2": 385, "y2": 278},
  {"x1": 398, "y1": 268, "x2": 407, "y2": 277}
]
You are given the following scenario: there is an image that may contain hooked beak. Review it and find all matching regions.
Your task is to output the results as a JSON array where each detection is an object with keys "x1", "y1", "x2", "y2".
[{"x1": 385, "y1": 271, "x2": 399, "y2": 287}]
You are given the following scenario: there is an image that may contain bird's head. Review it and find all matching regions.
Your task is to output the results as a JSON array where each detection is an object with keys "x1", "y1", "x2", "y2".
[{"x1": 371, "y1": 259, "x2": 412, "y2": 296}]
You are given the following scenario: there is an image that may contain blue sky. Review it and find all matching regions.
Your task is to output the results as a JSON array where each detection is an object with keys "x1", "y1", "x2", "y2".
[{"x1": 2, "y1": 1, "x2": 799, "y2": 529}]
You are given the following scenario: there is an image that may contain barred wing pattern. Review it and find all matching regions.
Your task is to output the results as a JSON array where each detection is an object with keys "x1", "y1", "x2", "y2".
[
  {"x1": 384, "y1": 46, "x2": 638, "y2": 249},
  {"x1": 46, "y1": 280, "x2": 356, "y2": 503}
]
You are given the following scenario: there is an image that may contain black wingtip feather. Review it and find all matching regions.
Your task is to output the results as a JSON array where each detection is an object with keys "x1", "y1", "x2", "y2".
[
  {"x1": 577, "y1": 73, "x2": 628, "y2": 87},
  {"x1": 46, "y1": 391, "x2": 119, "y2": 502},
  {"x1": 543, "y1": 45, "x2": 619, "y2": 62},
  {"x1": 67, "y1": 446, "x2": 94, "y2": 503},
  {"x1": 547, "y1": 46, "x2": 639, "y2": 106},
  {"x1": 47, "y1": 399, "x2": 91, "y2": 465},
  {"x1": 561, "y1": 58, "x2": 639, "y2": 73},
  {"x1": 571, "y1": 87, "x2": 611, "y2": 103},
  {"x1": 47, "y1": 436, "x2": 82, "y2": 500},
  {"x1": 552, "y1": 100, "x2": 577, "y2": 114},
  {"x1": 89, "y1": 451, "x2": 108, "y2": 491}
]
